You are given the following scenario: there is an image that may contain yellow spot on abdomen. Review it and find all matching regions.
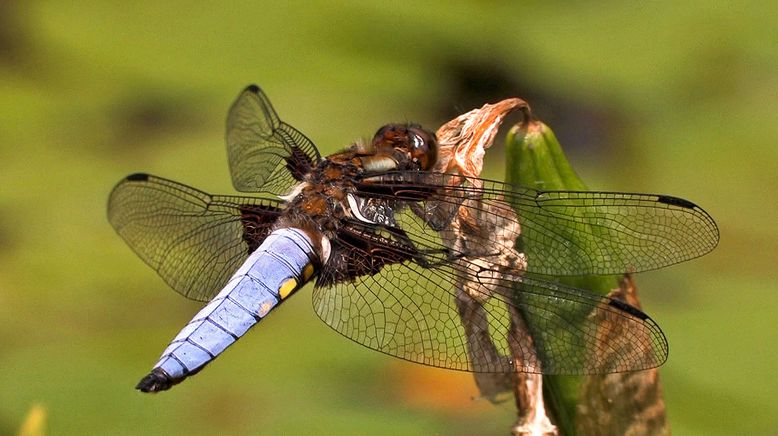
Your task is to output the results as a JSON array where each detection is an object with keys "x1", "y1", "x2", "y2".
[
  {"x1": 279, "y1": 278, "x2": 298, "y2": 299},
  {"x1": 302, "y1": 263, "x2": 315, "y2": 281},
  {"x1": 258, "y1": 301, "x2": 273, "y2": 317}
]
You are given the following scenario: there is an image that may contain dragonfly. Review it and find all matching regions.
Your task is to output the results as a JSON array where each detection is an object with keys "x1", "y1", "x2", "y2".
[{"x1": 108, "y1": 85, "x2": 719, "y2": 393}]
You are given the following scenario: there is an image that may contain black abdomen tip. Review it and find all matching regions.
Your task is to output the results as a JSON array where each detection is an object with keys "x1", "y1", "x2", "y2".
[{"x1": 136, "y1": 367, "x2": 174, "y2": 393}]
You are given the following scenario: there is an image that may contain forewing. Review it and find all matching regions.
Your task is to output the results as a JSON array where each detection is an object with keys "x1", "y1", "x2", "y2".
[
  {"x1": 507, "y1": 187, "x2": 719, "y2": 275},
  {"x1": 356, "y1": 172, "x2": 719, "y2": 276},
  {"x1": 311, "y1": 213, "x2": 668, "y2": 375},
  {"x1": 226, "y1": 85, "x2": 321, "y2": 194},
  {"x1": 107, "y1": 173, "x2": 283, "y2": 301}
]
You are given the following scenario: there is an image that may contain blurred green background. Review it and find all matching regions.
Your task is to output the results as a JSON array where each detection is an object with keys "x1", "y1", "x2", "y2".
[{"x1": 1, "y1": 1, "x2": 775, "y2": 434}]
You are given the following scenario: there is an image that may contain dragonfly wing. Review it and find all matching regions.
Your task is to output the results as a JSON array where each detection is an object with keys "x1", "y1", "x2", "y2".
[
  {"x1": 107, "y1": 173, "x2": 283, "y2": 301},
  {"x1": 226, "y1": 85, "x2": 321, "y2": 194},
  {"x1": 309, "y1": 169, "x2": 719, "y2": 373},
  {"x1": 508, "y1": 188, "x2": 719, "y2": 275},
  {"x1": 355, "y1": 171, "x2": 719, "y2": 276},
  {"x1": 311, "y1": 212, "x2": 667, "y2": 374}
]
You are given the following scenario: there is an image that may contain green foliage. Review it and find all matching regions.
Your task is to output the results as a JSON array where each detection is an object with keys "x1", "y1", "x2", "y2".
[{"x1": 505, "y1": 119, "x2": 620, "y2": 434}]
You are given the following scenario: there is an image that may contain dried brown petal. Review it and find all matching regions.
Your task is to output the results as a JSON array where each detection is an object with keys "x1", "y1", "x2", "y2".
[
  {"x1": 435, "y1": 99, "x2": 556, "y2": 435},
  {"x1": 435, "y1": 98, "x2": 529, "y2": 183}
]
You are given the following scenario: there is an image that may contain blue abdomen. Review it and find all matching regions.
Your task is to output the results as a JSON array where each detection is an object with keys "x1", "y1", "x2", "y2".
[{"x1": 136, "y1": 228, "x2": 316, "y2": 392}]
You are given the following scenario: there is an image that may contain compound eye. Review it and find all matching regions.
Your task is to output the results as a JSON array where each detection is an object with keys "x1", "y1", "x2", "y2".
[
  {"x1": 408, "y1": 127, "x2": 437, "y2": 170},
  {"x1": 371, "y1": 125, "x2": 398, "y2": 150}
]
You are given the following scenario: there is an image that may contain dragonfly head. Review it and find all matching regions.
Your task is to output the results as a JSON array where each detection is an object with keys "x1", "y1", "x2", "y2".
[{"x1": 371, "y1": 123, "x2": 437, "y2": 171}]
